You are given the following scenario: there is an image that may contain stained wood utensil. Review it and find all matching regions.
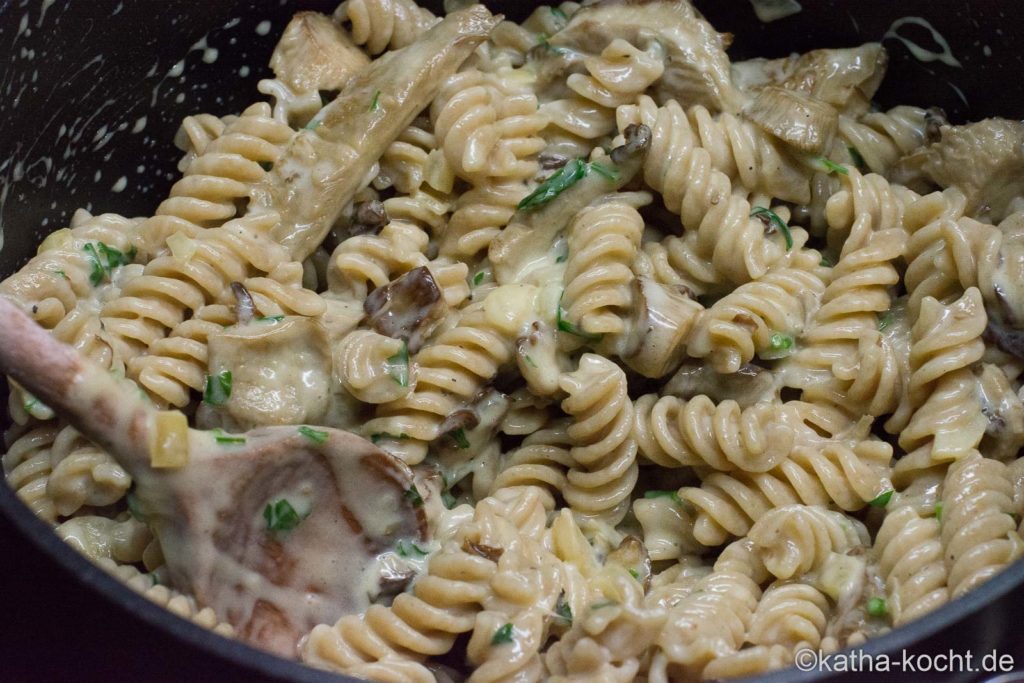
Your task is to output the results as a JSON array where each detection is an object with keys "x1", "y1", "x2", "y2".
[{"x1": 0, "y1": 295, "x2": 426, "y2": 657}]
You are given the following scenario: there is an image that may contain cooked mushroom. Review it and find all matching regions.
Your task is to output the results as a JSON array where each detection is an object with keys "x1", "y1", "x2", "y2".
[
  {"x1": 663, "y1": 361, "x2": 776, "y2": 407},
  {"x1": 270, "y1": 12, "x2": 370, "y2": 93},
  {"x1": 615, "y1": 278, "x2": 702, "y2": 378},
  {"x1": 976, "y1": 363, "x2": 1024, "y2": 461},
  {"x1": 744, "y1": 85, "x2": 838, "y2": 154},
  {"x1": 258, "y1": 5, "x2": 500, "y2": 261},
  {"x1": 350, "y1": 199, "x2": 389, "y2": 235},
  {"x1": 549, "y1": 0, "x2": 743, "y2": 113},
  {"x1": 364, "y1": 266, "x2": 447, "y2": 353},
  {"x1": 604, "y1": 535, "x2": 653, "y2": 591},
  {"x1": 733, "y1": 43, "x2": 888, "y2": 118},
  {"x1": 892, "y1": 118, "x2": 1024, "y2": 222}
]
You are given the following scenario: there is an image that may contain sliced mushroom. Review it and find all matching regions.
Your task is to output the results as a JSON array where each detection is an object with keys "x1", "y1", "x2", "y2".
[
  {"x1": 615, "y1": 278, "x2": 702, "y2": 378},
  {"x1": 549, "y1": 0, "x2": 743, "y2": 113},
  {"x1": 206, "y1": 317, "x2": 332, "y2": 430},
  {"x1": 270, "y1": 12, "x2": 370, "y2": 93},
  {"x1": 744, "y1": 85, "x2": 838, "y2": 154},
  {"x1": 733, "y1": 43, "x2": 888, "y2": 118},
  {"x1": 977, "y1": 363, "x2": 1024, "y2": 461},
  {"x1": 364, "y1": 266, "x2": 447, "y2": 353},
  {"x1": 893, "y1": 118, "x2": 1024, "y2": 223},
  {"x1": 258, "y1": 6, "x2": 499, "y2": 261},
  {"x1": 663, "y1": 361, "x2": 776, "y2": 407},
  {"x1": 350, "y1": 199, "x2": 389, "y2": 235}
]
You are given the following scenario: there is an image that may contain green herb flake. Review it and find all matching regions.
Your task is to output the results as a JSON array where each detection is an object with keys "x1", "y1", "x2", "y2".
[
  {"x1": 867, "y1": 596, "x2": 888, "y2": 618},
  {"x1": 263, "y1": 498, "x2": 308, "y2": 532},
  {"x1": 750, "y1": 206, "x2": 793, "y2": 251},
  {"x1": 491, "y1": 623, "x2": 515, "y2": 646},
  {"x1": 848, "y1": 146, "x2": 867, "y2": 171},
  {"x1": 589, "y1": 162, "x2": 619, "y2": 182},
  {"x1": 257, "y1": 315, "x2": 285, "y2": 323},
  {"x1": 395, "y1": 540, "x2": 428, "y2": 558},
  {"x1": 868, "y1": 489, "x2": 894, "y2": 508},
  {"x1": 473, "y1": 271, "x2": 486, "y2": 286},
  {"x1": 213, "y1": 429, "x2": 246, "y2": 445},
  {"x1": 442, "y1": 490, "x2": 457, "y2": 509},
  {"x1": 126, "y1": 489, "x2": 146, "y2": 522},
  {"x1": 53, "y1": 269, "x2": 67, "y2": 279},
  {"x1": 934, "y1": 501, "x2": 943, "y2": 522},
  {"x1": 556, "y1": 292, "x2": 603, "y2": 342},
  {"x1": 643, "y1": 489, "x2": 683, "y2": 506},
  {"x1": 371, "y1": 432, "x2": 408, "y2": 445},
  {"x1": 404, "y1": 484, "x2": 424, "y2": 508},
  {"x1": 387, "y1": 341, "x2": 410, "y2": 387},
  {"x1": 589, "y1": 600, "x2": 618, "y2": 611},
  {"x1": 817, "y1": 156, "x2": 849, "y2": 176},
  {"x1": 554, "y1": 592, "x2": 572, "y2": 625},
  {"x1": 203, "y1": 370, "x2": 232, "y2": 406},
  {"x1": 518, "y1": 158, "x2": 589, "y2": 211},
  {"x1": 449, "y1": 428, "x2": 470, "y2": 450},
  {"x1": 628, "y1": 568, "x2": 640, "y2": 580},
  {"x1": 550, "y1": 6, "x2": 568, "y2": 23},
  {"x1": 819, "y1": 255, "x2": 834, "y2": 268},
  {"x1": 555, "y1": 251, "x2": 568, "y2": 263},
  {"x1": 298, "y1": 425, "x2": 328, "y2": 444},
  {"x1": 757, "y1": 331, "x2": 796, "y2": 361},
  {"x1": 83, "y1": 243, "x2": 106, "y2": 286},
  {"x1": 369, "y1": 89, "x2": 382, "y2": 112},
  {"x1": 877, "y1": 310, "x2": 895, "y2": 331},
  {"x1": 523, "y1": 354, "x2": 538, "y2": 368}
]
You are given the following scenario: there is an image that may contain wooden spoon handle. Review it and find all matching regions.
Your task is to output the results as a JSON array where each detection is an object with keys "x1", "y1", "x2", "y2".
[{"x1": 0, "y1": 295, "x2": 155, "y2": 473}]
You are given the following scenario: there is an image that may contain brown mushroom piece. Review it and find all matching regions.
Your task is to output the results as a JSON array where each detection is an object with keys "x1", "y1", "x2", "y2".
[
  {"x1": 605, "y1": 535, "x2": 653, "y2": 591},
  {"x1": 548, "y1": 0, "x2": 743, "y2": 113},
  {"x1": 892, "y1": 118, "x2": 1024, "y2": 223},
  {"x1": 743, "y1": 85, "x2": 838, "y2": 154},
  {"x1": 976, "y1": 363, "x2": 1024, "y2": 461},
  {"x1": 489, "y1": 123, "x2": 651, "y2": 284},
  {"x1": 256, "y1": 5, "x2": 500, "y2": 261},
  {"x1": 663, "y1": 361, "x2": 776, "y2": 408},
  {"x1": 732, "y1": 43, "x2": 888, "y2": 118},
  {"x1": 364, "y1": 265, "x2": 447, "y2": 353},
  {"x1": 270, "y1": 11, "x2": 370, "y2": 93},
  {"x1": 612, "y1": 278, "x2": 702, "y2": 378},
  {"x1": 0, "y1": 296, "x2": 427, "y2": 658}
]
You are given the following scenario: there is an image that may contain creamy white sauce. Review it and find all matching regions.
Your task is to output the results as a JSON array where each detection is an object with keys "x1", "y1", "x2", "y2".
[{"x1": 884, "y1": 16, "x2": 962, "y2": 68}]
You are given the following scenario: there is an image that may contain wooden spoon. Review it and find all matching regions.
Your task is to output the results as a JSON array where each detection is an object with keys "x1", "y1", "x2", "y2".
[{"x1": 0, "y1": 295, "x2": 426, "y2": 657}]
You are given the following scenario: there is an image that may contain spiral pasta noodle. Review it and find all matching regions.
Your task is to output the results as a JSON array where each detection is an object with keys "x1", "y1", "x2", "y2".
[
  {"x1": 335, "y1": 0, "x2": 437, "y2": 55},
  {"x1": 874, "y1": 504, "x2": 948, "y2": 625},
  {"x1": 748, "y1": 504, "x2": 866, "y2": 581},
  {"x1": 747, "y1": 582, "x2": 830, "y2": 651}
]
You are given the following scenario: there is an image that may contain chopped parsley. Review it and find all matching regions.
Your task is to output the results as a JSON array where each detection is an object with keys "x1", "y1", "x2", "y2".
[
  {"x1": 370, "y1": 432, "x2": 408, "y2": 445},
  {"x1": 554, "y1": 592, "x2": 572, "y2": 625},
  {"x1": 263, "y1": 498, "x2": 308, "y2": 532},
  {"x1": 491, "y1": 623, "x2": 515, "y2": 646},
  {"x1": 550, "y1": 6, "x2": 568, "y2": 24},
  {"x1": 819, "y1": 255, "x2": 834, "y2": 268},
  {"x1": 442, "y1": 490, "x2": 457, "y2": 509},
  {"x1": 523, "y1": 354, "x2": 538, "y2": 368},
  {"x1": 934, "y1": 501, "x2": 943, "y2": 522},
  {"x1": 556, "y1": 292, "x2": 603, "y2": 342},
  {"x1": 298, "y1": 425, "x2": 328, "y2": 443},
  {"x1": 750, "y1": 206, "x2": 793, "y2": 251},
  {"x1": 404, "y1": 484, "x2": 424, "y2": 508},
  {"x1": 369, "y1": 89, "x2": 382, "y2": 112},
  {"x1": 387, "y1": 341, "x2": 410, "y2": 387},
  {"x1": 759, "y1": 332, "x2": 795, "y2": 360},
  {"x1": 53, "y1": 269, "x2": 67, "y2": 279},
  {"x1": 848, "y1": 145, "x2": 867, "y2": 171},
  {"x1": 396, "y1": 540, "x2": 428, "y2": 558},
  {"x1": 877, "y1": 310, "x2": 895, "y2": 332},
  {"x1": 628, "y1": 568, "x2": 640, "y2": 580},
  {"x1": 816, "y1": 156, "x2": 849, "y2": 176},
  {"x1": 203, "y1": 370, "x2": 232, "y2": 405},
  {"x1": 448, "y1": 428, "x2": 470, "y2": 449},
  {"x1": 257, "y1": 315, "x2": 285, "y2": 323},
  {"x1": 473, "y1": 271, "x2": 486, "y2": 286},
  {"x1": 84, "y1": 242, "x2": 135, "y2": 286},
  {"x1": 867, "y1": 596, "x2": 888, "y2": 618},
  {"x1": 869, "y1": 490, "x2": 894, "y2": 508},
  {"x1": 589, "y1": 600, "x2": 618, "y2": 611},
  {"x1": 555, "y1": 251, "x2": 568, "y2": 263},
  {"x1": 518, "y1": 158, "x2": 589, "y2": 211},
  {"x1": 644, "y1": 489, "x2": 683, "y2": 506},
  {"x1": 212, "y1": 429, "x2": 245, "y2": 445},
  {"x1": 588, "y1": 162, "x2": 619, "y2": 182},
  {"x1": 126, "y1": 489, "x2": 146, "y2": 522}
]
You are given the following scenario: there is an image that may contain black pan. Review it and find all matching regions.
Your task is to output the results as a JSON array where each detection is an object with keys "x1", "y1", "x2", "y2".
[{"x1": 1, "y1": 1, "x2": 1023, "y2": 681}]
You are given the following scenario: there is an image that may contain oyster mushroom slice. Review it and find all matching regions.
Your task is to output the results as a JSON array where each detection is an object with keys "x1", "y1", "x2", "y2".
[
  {"x1": 256, "y1": 5, "x2": 500, "y2": 261},
  {"x1": 364, "y1": 265, "x2": 448, "y2": 353},
  {"x1": 0, "y1": 296, "x2": 426, "y2": 658},
  {"x1": 269, "y1": 11, "x2": 370, "y2": 93},
  {"x1": 744, "y1": 85, "x2": 838, "y2": 154}
]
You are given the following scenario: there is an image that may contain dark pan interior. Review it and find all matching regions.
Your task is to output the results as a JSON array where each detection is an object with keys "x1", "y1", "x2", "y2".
[{"x1": 1, "y1": 1, "x2": 1023, "y2": 681}]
